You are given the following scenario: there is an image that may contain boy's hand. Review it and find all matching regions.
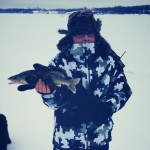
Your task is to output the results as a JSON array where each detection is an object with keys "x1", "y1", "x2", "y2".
[{"x1": 35, "y1": 79, "x2": 51, "y2": 94}]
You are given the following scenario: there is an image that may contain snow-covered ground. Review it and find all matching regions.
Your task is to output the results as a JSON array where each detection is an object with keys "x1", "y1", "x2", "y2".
[{"x1": 0, "y1": 14, "x2": 150, "y2": 150}]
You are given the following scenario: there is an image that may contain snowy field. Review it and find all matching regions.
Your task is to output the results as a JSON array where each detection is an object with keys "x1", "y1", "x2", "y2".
[{"x1": 0, "y1": 14, "x2": 150, "y2": 150}]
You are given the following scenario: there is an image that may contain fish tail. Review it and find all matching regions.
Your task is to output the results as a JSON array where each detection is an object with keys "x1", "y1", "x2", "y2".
[{"x1": 68, "y1": 78, "x2": 80, "y2": 94}]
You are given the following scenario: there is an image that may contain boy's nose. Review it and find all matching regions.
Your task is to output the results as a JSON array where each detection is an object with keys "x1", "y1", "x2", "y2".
[{"x1": 83, "y1": 35, "x2": 89, "y2": 42}]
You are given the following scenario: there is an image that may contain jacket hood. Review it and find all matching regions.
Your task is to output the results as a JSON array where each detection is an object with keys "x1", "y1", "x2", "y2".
[
  {"x1": 56, "y1": 10, "x2": 112, "y2": 60},
  {"x1": 57, "y1": 33, "x2": 112, "y2": 61}
]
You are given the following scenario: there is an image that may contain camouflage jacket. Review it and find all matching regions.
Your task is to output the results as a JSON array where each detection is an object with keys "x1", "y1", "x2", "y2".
[{"x1": 42, "y1": 43, "x2": 132, "y2": 149}]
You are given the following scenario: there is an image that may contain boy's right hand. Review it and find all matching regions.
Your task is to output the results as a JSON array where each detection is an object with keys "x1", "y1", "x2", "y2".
[{"x1": 35, "y1": 79, "x2": 51, "y2": 94}]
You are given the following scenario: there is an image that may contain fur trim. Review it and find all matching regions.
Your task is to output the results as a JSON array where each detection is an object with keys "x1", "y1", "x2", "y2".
[
  {"x1": 67, "y1": 10, "x2": 101, "y2": 35},
  {"x1": 58, "y1": 29, "x2": 68, "y2": 34},
  {"x1": 57, "y1": 10, "x2": 111, "y2": 60},
  {"x1": 57, "y1": 33, "x2": 112, "y2": 60},
  {"x1": 58, "y1": 10, "x2": 102, "y2": 35}
]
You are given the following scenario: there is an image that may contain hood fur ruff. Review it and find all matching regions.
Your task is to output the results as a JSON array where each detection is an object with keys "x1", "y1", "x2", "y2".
[{"x1": 57, "y1": 10, "x2": 113, "y2": 60}]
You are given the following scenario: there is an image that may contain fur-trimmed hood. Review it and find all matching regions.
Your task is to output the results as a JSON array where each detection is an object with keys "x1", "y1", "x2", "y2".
[
  {"x1": 56, "y1": 10, "x2": 113, "y2": 60},
  {"x1": 57, "y1": 33, "x2": 112, "y2": 61}
]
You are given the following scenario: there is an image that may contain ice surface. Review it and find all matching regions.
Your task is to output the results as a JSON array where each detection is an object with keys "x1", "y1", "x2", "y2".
[{"x1": 0, "y1": 14, "x2": 150, "y2": 150}]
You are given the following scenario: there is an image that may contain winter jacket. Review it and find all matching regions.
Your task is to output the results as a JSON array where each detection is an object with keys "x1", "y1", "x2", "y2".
[{"x1": 42, "y1": 42, "x2": 132, "y2": 149}]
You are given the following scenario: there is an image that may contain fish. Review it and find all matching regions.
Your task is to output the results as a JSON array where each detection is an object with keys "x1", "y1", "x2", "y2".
[
  {"x1": 8, "y1": 70, "x2": 36, "y2": 85},
  {"x1": 8, "y1": 63, "x2": 80, "y2": 94}
]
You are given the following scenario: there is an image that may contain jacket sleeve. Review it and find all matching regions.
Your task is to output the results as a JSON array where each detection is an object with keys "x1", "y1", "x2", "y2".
[
  {"x1": 41, "y1": 53, "x2": 73, "y2": 110},
  {"x1": 91, "y1": 61, "x2": 132, "y2": 118},
  {"x1": 104, "y1": 68, "x2": 132, "y2": 114}
]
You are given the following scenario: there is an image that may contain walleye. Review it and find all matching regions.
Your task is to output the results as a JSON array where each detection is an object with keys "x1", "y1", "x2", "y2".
[{"x1": 8, "y1": 63, "x2": 80, "y2": 94}]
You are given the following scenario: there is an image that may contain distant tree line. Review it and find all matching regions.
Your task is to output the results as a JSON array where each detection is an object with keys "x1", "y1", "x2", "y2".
[
  {"x1": 93, "y1": 5, "x2": 150, "y2": 14},
  {"x1": 0, "y1": 8, "x2": 45, "y2": 14},
  {"x1": 0, "y1": 5, "x2": 149, "y2": 14}
]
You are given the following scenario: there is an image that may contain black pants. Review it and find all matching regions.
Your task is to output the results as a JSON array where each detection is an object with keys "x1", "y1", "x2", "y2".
[{"x1": 53, "y1": 143, "x2": 109, "y2": 150}]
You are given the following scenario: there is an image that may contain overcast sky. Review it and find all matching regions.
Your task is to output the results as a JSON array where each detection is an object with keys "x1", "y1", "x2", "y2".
[{"x1": 0, "y1": 0, "x2": 150, "y2": 9}]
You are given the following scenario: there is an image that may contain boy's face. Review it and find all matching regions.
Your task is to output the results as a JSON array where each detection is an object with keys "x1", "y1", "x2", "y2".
[{"x1": 73, "y1": 34, "x2": 95, "y2": 43}]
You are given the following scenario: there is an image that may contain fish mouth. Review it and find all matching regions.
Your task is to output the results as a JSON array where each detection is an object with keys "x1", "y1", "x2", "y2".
[
  {"x1": 8, "y1": 81, "x2": 18, "y2": 84},
  {"x1": 8, "y1": 78, "x2": 28, "y2": 84},
  {"x1": 8, "y1": 80, "x2": 20, "y2": 84}
]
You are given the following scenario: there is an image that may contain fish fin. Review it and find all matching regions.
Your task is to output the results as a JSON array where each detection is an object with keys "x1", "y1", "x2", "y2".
[
  {"x1": 55, "y1": 83, "x2": 62, "y2": 87},
  {"x1": 68, "y1": 78, "x2": 80, "y2": 94}
]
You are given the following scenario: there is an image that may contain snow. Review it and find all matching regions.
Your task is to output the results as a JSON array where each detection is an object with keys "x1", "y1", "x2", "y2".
[{"x1": 0, "y1": 14, "x2": 150, "y2": 150}]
